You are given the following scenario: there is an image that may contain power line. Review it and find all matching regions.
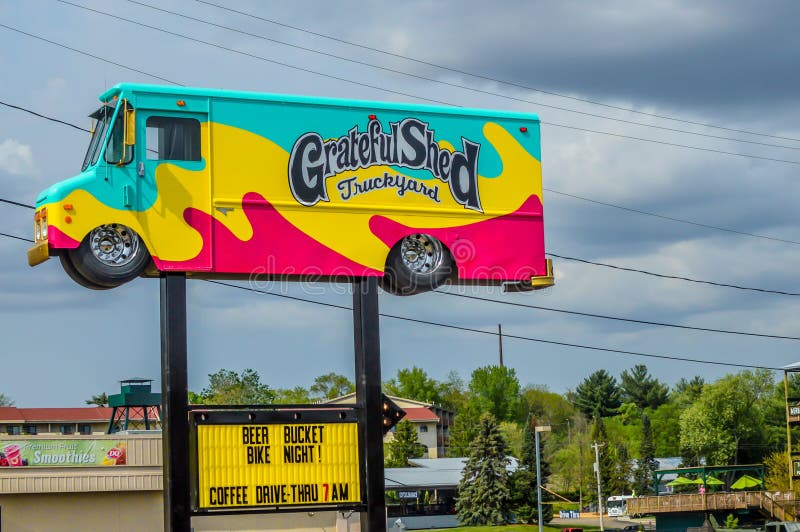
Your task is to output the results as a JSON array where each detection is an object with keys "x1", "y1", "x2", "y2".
[
  {"x1": 544, "y1": 188, "x2": 800, "y2": 246},
  {"x1": 0, "y1": 198, "x2": 35, "y2": 210},
  {"x1": 3, "y1": 92, "x2": 794, "y2": 248},
  {"x1": 437, "y1": 290, "x2": 800, "y2": 341},
  {"x1": 54, "y1": 1, "x2": 800, "y2": 166},
  {"x1": 54, "y1": 1, "x2": 450, "y2": 107},
  {"x1": 203, "y1": 280, "x2": 785, "y2": 371},
  {"x1": 0, "y1": 231, "x2": 791, "y2": 368},
  {"x1": 0, "y1": 232, "x2": 33, "y2": 243},
  {"x1": 193, "y1": 0, "x2": 800, "y2": 144},
  {"x1": 0, "y1": 23, "x2": 183, "y2": 86},
  {"x1": 2, "y1": 96, "x2": 798, "y2": 297},
  {"x1": 548, "y1": 252, "x2": 800, "y2": 297},
  {"x1": 0, "y1": 100, "x2": 89, "y2": 133},
  {"x1": 125, "y1": 0, "x2": 800, "y2": 153},
  {"x1": 0, "y1": 222, "x2": 793, "y2": 339}
]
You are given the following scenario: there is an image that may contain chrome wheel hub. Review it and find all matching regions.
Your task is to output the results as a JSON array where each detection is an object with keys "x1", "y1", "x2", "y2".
[
  {"x1": 400, "y1": 234, "x2": 444, "y2": 274},
  {"x1": 89, "y1": 224, "x2": 139, "y2": 267}
]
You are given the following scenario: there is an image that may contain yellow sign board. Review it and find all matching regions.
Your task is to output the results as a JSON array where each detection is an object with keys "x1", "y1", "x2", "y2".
[{"x1": 196, "y1": 422, "x2": 360, "y2": 509}]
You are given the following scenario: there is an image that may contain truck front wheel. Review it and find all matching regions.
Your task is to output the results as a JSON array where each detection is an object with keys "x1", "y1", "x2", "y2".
[
  {"x1": 66, "y1": 224, "x2": 150, "y2": 288},
  {"x1": 382, "y1": 234, "x2": 454, "y2": 296}
]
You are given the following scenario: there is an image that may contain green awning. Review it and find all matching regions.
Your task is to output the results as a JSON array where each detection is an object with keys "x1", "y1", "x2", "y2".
[{"x1": 730, "y1": 474, "x2": 763, "y2": 490}]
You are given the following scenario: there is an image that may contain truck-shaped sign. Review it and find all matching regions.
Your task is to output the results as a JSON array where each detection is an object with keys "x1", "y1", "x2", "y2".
[{"x1": 28, "y1": 84, "x2": 553, "y2": 295}]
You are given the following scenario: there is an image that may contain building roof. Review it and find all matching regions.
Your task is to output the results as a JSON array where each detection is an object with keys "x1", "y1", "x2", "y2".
[
  {"x1": 0, "y1": 407, "x2": 153, "y2": 423},
  {"x1": 402, "y1": 407, "x2": 439, "y2": 422},
  {"x1": 385, "y1": 457, "x2": 519, "y2": 490}
]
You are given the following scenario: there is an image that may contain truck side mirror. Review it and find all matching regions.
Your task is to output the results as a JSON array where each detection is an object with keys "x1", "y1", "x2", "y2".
[{"x1": 124, "y1": 102, "x2": 136, "y2": 147}]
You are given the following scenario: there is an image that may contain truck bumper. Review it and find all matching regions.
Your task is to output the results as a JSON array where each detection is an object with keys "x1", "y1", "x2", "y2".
[
  {"x1": 504, "y1": 258, "x2": 554, "y2": 292},
  {"x1": 28, "y1": 241, "x2": 50, "y2": 267}
]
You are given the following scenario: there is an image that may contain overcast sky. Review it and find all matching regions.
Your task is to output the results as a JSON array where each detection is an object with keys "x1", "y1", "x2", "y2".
[{"x1": 1, "y1": 0, "x2": 800, "y2": 407}]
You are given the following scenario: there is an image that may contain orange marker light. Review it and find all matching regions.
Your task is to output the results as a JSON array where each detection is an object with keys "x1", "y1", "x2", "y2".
[
  {"x1": 176, "y1": 100, "x2": 186, "y2": 107},
  {"x1": 63, "y1": 204, "x2": 74, "y2": 211},
  {"x1": 369, "y1": 114, "x2": 377, "y2": 120},
  {"x1": 64, "y1": 216, "x2": 72, "y2": 224},
  {"x1": 520, "y1": 127, "x2": 528, "y2": 132},
  {"x1": 34, "y1": 212, "x2": 40, "y2": 221}
]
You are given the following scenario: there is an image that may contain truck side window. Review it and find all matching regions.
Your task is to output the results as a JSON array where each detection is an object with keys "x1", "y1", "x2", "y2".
[{"x1": 146, "y1": 116, "x2": 201, "y2": 161}]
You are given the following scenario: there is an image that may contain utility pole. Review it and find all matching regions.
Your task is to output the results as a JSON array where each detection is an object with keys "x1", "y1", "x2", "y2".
[
  {"x1": 498, "y1": 323, "x2": 503, "y2": 367},
  {"x1": 592, "y1": 441, "x2": 604, "y2": 532}
]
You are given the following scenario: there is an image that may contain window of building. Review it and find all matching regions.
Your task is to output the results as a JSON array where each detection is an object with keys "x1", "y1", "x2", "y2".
[
  {"x1": 60, "y1": 424, "x2": 75, "y2": 435},
  {"x1": 6, "y1": 425, "x2": 20, "y2": 435},
  {"x1": 78, "y1": 424, "x2": 92, "y2": 435},
  {"x1": 146, "y1": 116, "x2": 201, "y2": 161},
  {"x1": 23, "y1": 424, "x2": 37, "y2": 435},
  {"x1": 419, "y1": 425, "x2": 428, "y2": 433}
]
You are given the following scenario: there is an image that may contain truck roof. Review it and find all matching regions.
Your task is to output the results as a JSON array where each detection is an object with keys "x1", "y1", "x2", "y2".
[{"x1": 99, "y1": 83, "x2": 540, "y2": 123}]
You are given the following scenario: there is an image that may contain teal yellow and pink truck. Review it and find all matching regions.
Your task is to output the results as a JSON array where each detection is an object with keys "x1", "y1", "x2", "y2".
[{"x1": 28, "y1": 84, "x2": 553, "y2": 295}]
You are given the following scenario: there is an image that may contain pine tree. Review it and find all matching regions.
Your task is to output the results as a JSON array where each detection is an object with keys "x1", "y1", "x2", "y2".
[
  {"x1": 456, "y1": 413, "x2": 511, "y2": 525},
  {"x1": 572, "y1": 370, "x2": 622, "y2": 418},
  {"x1": 633, "y1": 413, "x2": 658, "y2": 495}
]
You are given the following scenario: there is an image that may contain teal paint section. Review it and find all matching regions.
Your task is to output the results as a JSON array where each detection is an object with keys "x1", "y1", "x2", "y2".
[{"x1": 44, "y1": 83, "x2": 541, "y2": 208}]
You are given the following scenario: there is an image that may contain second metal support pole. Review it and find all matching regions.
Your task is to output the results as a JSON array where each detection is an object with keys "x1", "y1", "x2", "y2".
[{"x1": 353, "y1": 277, "x2": 386, "y2": 532}]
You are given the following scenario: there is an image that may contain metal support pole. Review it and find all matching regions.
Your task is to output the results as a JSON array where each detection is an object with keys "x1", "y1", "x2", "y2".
[
  {"x1": 160, "y1": 273, "x2": 191, "y2": 532},
  {"x1": 785, "y1": 370, "x2": 793, "y2": 491},
  {"x1": 593, "y1": 441, "x2": 604, "y2": 531},
  {"x1": 535, "y1": 429, "x2": 543, "y2": 532},
  {"x1": 353, "y1": 277, "x2": 386, "y2": 532}
]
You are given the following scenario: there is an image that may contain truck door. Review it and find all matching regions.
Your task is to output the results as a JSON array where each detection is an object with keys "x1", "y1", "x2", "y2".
[{"x1": 138, "y1": 111, "x2": 212, "y2": 270}]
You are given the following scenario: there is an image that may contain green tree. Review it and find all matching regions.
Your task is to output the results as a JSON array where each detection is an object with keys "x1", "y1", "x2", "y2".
[
  {"x1": 649, "y1": 401, "x2": 682, "y2": 457},
  {"x1": 510, "y1": 422, "x2": 553, "y2": 524},
  {"x1": 309, "y1": 372, "x2": 354, "y2": 401},
  {"x1": 590, "y1": 417, "x2": 616, "y2": 501},
  {"x1": 0, "y1": 393, "x2": 13, "y2": 406},
  {"x1": 384, "y1": 367, "x2": 443, "y2": 404},
  {"x1": 633, "y1": 413, "x2": 658, "y2": 495},
  {"x1": 571, "y1": 369, "x2": 621, "y2": 419},
  {"x1": 679, "y1": 370, "x2": 774, "y2": 465},
  {"x1": 764, "y1": 450, "x2": 794, "y2": 492},
  {"x1": 448, "y1": 403, "x2": 481, "y2": 457},
  {"x1": 468, "y1": 365, "x2": 521, "y2": 422},
  {"x1": 273, "y1": 386, "x2": 311, "y2": 404},
  {"x1": 673, "y1": 376, "x2": 705, "y2": 403},
  {"x1": 499, "y1": 421, "x2": 523, "y2": 458},
  {"x1": 620, "y1": 365, "x2": 669, "y2": 410},
  {"x1": 456, "y1": 413, "x2": 511, "y2": 525},
  {"x1": 85, "y1": 393, "x2": 109, "y2": 407},
  {"x1": 518, "y1": 384, "x2": 576, "y2": 426},
  {"x1": 188, "y1": 390, "x2": 204, "y2": 405},
  {"x1": 440, "y1": 371, "x2": 469, "y2": 412},
  {"x1": 551, "y1": 414, "x2": 593, "y2": 508},
  {"x1": 386, "y1": 419, "x2": 425, "y2": 467},
  {"x1": 608, "y1": 442, "x2": 633, "y2": 496},
  {"x1": 200, "y1": 368, "x2": 276, "y2": 405}
]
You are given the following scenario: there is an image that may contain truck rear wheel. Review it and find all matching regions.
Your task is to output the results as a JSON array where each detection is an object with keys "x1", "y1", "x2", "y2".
[
  {"x1": 67, "y1": 224, "x2": 150, "y2": 288},
  {"x1": 382, "y1": 234, "x2": 453, "y2": 296}
]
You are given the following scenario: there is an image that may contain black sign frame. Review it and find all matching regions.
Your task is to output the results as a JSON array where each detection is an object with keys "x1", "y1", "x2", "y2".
[{"x1": 189, "y1": 406, "x2": 364, "y2": 516}]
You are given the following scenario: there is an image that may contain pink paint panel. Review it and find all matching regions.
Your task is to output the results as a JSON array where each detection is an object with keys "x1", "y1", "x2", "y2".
[
  {"x1": 369, "y1": 194, "x2": 546, "y2": 282},
  {"x1": 154, "y1": 192, "x2": 382, "y2": 277},
  {"x1": 47, "y1": 226, "x2": 81, "y2": 249}
]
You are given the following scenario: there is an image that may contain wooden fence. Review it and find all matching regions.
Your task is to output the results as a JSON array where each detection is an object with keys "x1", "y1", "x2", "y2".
[{"x1": 627, "y1": 491, "x2": 798, "y2": 521}]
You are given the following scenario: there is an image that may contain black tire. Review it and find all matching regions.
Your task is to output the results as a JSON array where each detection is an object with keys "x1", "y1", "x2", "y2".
[
  {"x1": 67, "y1": 224, "x2": 150, "y2": 288},
  {"x1": 382, "y1": 233, "x2": 454, "y2": 296},
  {"x1": 59, "y1": 253, "x2": 111, "y2": 290}
]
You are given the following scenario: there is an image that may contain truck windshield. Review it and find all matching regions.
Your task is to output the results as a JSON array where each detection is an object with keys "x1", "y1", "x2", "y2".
[{"x1": 81, "y1": 105, "x2": 114, "y2": 171}]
